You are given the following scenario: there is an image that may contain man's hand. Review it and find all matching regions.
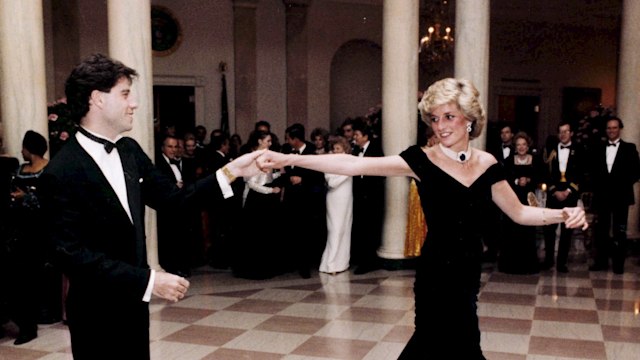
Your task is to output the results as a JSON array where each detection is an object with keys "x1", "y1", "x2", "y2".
[
  {"x1": 553, "y1": 190, "x2": 569, "y2": 202},
  {"x1": 290, "y1": 176, "x2": 302, "y2": 185},
  {"x1": 257, "y1": 150, "x2": 289, "y2": 171},
  {"x1": 153, "y1": 271, "x2": 190, "y2": 302},
  {"x1": 225, "y1": 149, "x2": 266, "y2": 179}
]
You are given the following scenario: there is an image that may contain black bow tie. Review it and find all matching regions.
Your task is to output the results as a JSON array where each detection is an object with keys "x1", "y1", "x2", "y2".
[
  {"x1": 560, "y1": 145, "x2": 571, "y2": 149},
  {"x1": 502, "y1": 144, "x2": 510, "y2": 149},
  {"x1": 169, "y1": 158, "x2": 181, "y2": 166},
  {"x1": 607, "y1": 142, "x2": 618, "y2": 147},
  {"x1": 78, "y1": 127, "x2": 117, "y2": 153}
]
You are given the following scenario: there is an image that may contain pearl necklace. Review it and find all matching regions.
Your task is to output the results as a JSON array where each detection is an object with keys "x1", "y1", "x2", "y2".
[
  {"x1": 515, "y1": 155, "x2": 529, "y2": 165},
  {"x1": 439, "y1": 143, "x2": 471, "y2": 163}
]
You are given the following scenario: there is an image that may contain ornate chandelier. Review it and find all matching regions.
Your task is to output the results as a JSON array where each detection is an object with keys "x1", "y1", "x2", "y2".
[{"x1": 419, "y1": 0, "x2": 455, "y2": 64}]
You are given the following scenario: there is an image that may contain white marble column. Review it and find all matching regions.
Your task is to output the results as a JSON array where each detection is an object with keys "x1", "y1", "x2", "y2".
[
  {"x1": 107, "y1": 0, "x2": 160, "y2": 268},
  {"x1": 455, "y1": 0, "x2": 490, "y2": 150},
  {"x1": 233, "y1": 0, "x2": 258, "y2": 139},
  {"x1": 617, "y1": 0, "x2": 640, "y2": 239},
  {"x1": 378, "y1": 0, "x2": 419, "y2": 260},
  {"x1": 0, "y1": 0, "x2": 48, "y2": 157},
  {"x1": 284, "y1": 0, "x2": 310, "y2": 127}
]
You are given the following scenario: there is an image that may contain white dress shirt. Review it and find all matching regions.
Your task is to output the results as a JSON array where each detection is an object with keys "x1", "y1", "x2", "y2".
[{"x1": 558, "y1": 142, "x2": 571, "y2": 174}]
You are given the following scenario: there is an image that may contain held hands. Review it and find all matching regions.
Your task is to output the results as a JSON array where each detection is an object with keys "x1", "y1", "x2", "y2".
[
  {"x1": 153, "y1": 271, "x2": 190, "y2": 303},
  {"x1": 256, "y1": 150, "x2": 288, "y2": 171},
  {"x1": 562, "y1": 207, "x2": 588, "y2": 230},
  {"x1": 225, "y1": 149, "x2": 267, "y2": 179}
]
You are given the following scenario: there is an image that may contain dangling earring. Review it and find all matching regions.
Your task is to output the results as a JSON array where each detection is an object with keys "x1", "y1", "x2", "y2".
[{"x1": 466, "y1": 122, "x2": 472, "y2": 133}]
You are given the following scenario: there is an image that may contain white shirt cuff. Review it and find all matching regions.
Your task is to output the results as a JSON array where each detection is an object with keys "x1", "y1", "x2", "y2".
[
  {"x1": 216, "y1": 169, "x2": 235, "y2": 199},
  {"x1": 143, "y1": 269, "x2": 155, "y2": 302}
]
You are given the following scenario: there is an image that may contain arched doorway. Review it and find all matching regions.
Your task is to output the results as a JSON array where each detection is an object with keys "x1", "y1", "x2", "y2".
[{"x1": 329, "y1": 39, "x2": 382, "y2": 133}]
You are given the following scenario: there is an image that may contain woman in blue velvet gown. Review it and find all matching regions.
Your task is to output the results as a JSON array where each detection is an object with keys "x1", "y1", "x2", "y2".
[{"x1": 258, "y1": 78, "x2": 587, "y2": 359}]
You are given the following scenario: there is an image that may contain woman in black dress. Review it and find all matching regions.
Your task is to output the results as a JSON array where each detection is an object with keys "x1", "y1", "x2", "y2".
[
  {"x1": 233, "y1": 131, "x2": 282, "y2": 279},
  {"x1": 6, "y1": 131, "x2": 52, "y2": 345},
  {"x1": 258, "y1": 78, "x2": 587, "y2": 358},
  {"x1": 499, "y1": 131, "x2": 543, "y2": 274}
]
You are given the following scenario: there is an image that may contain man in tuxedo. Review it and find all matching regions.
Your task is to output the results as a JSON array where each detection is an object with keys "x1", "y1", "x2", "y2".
[
  {"x1": 205, "y1": 132, "x2": 240, "y2": 269},
  {"x1": 280, "y1": 123, "x2": 325, "y2": 278},
  {"x1": 351, "y1": 121, "x2": 385, "y2": 274},
  {"x1": 156, "y1": 135, "x2": 190, "y2": 277},
  {"x1": 495, "y1": 124, "x2": 514, "y2": 164},
  {"x1": 40, "y1": 54, "x2": 261, "y2": 359},
  {"x1": 542, "y1": 121, "x2": 584, "y2": 273},
  {"x1": 589, "y1": 117, "x2": 640, "y2": 274}
]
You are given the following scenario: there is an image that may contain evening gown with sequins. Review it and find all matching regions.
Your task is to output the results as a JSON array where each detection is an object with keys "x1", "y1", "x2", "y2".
[{"x1": 398, "y1": 145, "x2": 505, "y2": 360}]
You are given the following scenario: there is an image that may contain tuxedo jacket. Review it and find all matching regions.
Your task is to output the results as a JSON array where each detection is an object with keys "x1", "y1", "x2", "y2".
[
  {"x1": 352, "y1": 140, "x2": 385, "y2": 204},
  {"x1": 545, "y1": 144, "x2": 584, "y2": 197},
  {"x1": 40, "y1": 136, "x2": 225, "y2": 322},
  {"x1": 155, "y1": 154, "x2": 179, "y2": 184},
  {"x1": 279, "y1": 142, "x2": 325, "y2": 203},
  {"x1": 590, "y1": 140, "x2": 640, "y2": 208},
  {"x1": 492, "y1": 144, "x2": 514, "y2": 166}
]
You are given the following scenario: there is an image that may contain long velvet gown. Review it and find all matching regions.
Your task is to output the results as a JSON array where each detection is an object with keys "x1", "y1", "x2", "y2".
[{"x1": 398, "y1": 146, "x2": 505, "y2": 359}]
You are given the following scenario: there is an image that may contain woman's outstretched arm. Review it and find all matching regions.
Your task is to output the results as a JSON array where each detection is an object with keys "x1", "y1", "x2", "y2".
[
  {"x1": 258, "y1": 150, "x2": 416, "y2": 178},
  {"x1": 491, "y1": 180, "x2": 588, "y2": 230}
]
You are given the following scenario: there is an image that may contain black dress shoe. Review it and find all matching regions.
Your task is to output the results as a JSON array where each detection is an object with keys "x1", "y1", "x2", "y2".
[
  {"x1": 14, "y1": 331, "x2": 37, "y2": 345},
  {"x1": 556, "y1": 265, "x2": 569, "y2": 273},
  {"x1": 612, "y1": 263, "x2": 624, "y2": 274},
  {"x1": 298, "y1": 268, "x2": 311, "y2": 279},
  {"x1": 540, "y1": 261, "x2": 554, "y2": 271},
  {"x1": 589, "y1": 263, "x2": 608, "y2": 271}
]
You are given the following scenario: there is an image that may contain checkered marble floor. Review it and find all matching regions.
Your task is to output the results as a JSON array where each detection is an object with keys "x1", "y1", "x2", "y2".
[{"x1": 1, "y1": 256, "x2": 639, "y2": 360}]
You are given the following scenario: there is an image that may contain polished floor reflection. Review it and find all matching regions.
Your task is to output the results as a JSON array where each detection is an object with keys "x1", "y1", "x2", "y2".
[{"x1": 1, "y1": 253, "x2": 639, "y2": 359}]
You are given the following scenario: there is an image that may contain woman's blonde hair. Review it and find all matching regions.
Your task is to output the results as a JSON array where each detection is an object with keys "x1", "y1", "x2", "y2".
[{"x1": 419, "y1": 78, "x2": 486, "y2": 140}]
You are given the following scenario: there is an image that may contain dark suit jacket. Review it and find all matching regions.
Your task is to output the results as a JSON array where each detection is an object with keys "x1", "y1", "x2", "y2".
[
  {"x1": 590, "y1": 140, "x2": 640, "y2": 208},
  {"x1": 545, "y1": 143, "x2": 584, "y2": 207},
  {"x1": 155, "y1": 154, "x2": 180, "y2": 184},
  {"x1": 279, "y1": 142, "x2": 325, "y2": 202},
  {"x1": 492, "y1": 144, "x2": 514, "y2": 165},
  {"x1": 352, "y1": 140, "x2": 385, "y2": 204},
  {"x1": 546, "y1": 144, "x2": 583, "y2": 195},
  {"x1": 40, "y1": 136, "x2": 225, "y2": 353}
]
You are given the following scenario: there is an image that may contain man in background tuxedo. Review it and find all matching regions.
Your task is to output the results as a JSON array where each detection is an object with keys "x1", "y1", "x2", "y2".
[
  {"x1": 40, "y1": 54, "x2": 262, "y2": 359},
  {"x1": 589, "y1": 117, "x2": 640, "y2": 274},
  {"x1": 495, "y1": 124, "x2": 514, "y2": 164},
  {"x1": 156, "y1": 135, "x2": 190, "y2": 277},
  {"x1": 542, "y1": 121, "x2": 584, "y2": 273},
  {"x1": 280, "y1": 123, "x2": 325, "y2": 278},
  {"x1": 351, "y1": 121, "x2": 385, "y2": 274}
]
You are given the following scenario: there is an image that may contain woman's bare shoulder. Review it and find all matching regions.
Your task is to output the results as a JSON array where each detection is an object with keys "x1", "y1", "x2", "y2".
[{"x1": 473, "y1": 148, "x2": 498, "y2": 167}]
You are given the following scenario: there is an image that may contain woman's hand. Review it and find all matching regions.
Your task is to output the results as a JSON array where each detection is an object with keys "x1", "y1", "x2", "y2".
[{"x1": 562, "y1": 207, "x2": 588, "y2": 230}]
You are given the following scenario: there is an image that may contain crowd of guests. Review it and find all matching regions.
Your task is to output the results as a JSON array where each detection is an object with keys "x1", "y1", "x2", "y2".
[
  {"x1": 151, "y1": 114, "x2": 386, "y2": 280},
  {"x1": 490, "y1": 116, "x2": 640, "y2": 275}
]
